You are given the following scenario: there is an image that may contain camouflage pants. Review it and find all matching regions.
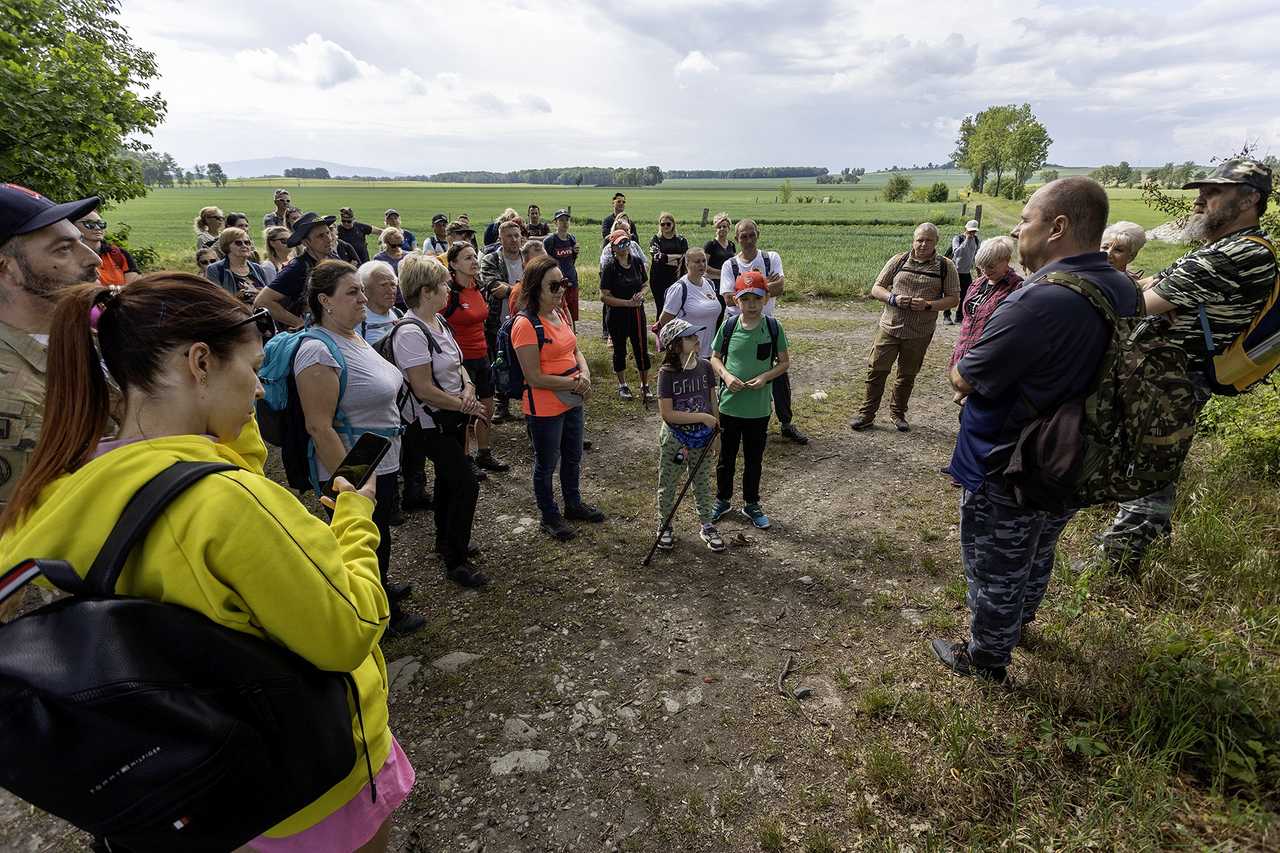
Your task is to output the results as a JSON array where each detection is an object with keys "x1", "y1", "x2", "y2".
[
  {"x1": 1098, "y1": 376, "x2": 1211, "y2": 571},
  {"x1": 657, "y1": 424, "x2": 715, "y2": 526},
  {"x1": 961, "y1": 485, "x2": 1076, "y2": 669}
]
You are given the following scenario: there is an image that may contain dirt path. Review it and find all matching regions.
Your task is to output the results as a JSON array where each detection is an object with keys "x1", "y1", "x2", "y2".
[{"x1": 1, "y1": 300, "x2": 1002, "y2": 852}]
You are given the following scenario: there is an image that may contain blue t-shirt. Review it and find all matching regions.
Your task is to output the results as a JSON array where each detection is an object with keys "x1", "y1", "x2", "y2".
[{"x1": 947, "y1": 252, "x2": 1139, "y2": 494}]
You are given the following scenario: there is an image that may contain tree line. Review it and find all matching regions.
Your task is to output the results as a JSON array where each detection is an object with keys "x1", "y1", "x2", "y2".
[
  {"x1": 816, "y1": 168, "x2": 866, "y2": 185},
  {"x1": 418, "y1": 167, "x2": 665, "y2": 186},
  {"x1": 952, "y1": 104, "x2": 1053, "y2": 199},
  {"x1": 666, "y1": 167, "x2": 829, "y2": 179},
  {"x1": 128, "y1": 151, "x2": 226, "y2": 188}
]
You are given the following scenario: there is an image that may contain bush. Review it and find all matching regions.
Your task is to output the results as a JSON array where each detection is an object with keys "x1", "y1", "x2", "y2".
[
  {"x1": 909, "y1": 187, "x2": 931, "y2": 203},
  {"x1": 1199, "y1": 383, "x2": 1280, "y2": 478},
  {"x1": 993, "y1": 176, "x2": 1028, "y2": 200},
  {"x1": 106, "y1": 223, "x2": 158, "y2": 271},
  {"x1": 927, "y1": 182, "x2": 950, "y2": 203},
  {"x1": 883, "y1": 175, "x2": 912, "y2": 202}
]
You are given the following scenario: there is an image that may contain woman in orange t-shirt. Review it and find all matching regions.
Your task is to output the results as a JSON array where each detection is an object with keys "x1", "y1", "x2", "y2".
[
  {"x1": 512, "y1": 257, "x2": 606, "y2": 541},
  {"x1": 444, "y1": 242, "x2": 507, "y2": 477}
]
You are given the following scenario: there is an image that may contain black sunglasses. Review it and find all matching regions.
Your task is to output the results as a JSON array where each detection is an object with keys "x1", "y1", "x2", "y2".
[
  {"x1": 546, "y1": 279, "x2": 564, "y2": 293},
  {"x1": 232, "y1": 307, "x2": 277, "y2": 339}
]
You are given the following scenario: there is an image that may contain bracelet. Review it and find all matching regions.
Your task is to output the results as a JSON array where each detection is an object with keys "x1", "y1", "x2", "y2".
[{"x1": 889, "y1": 294, "x2": 898, "y2": 307}]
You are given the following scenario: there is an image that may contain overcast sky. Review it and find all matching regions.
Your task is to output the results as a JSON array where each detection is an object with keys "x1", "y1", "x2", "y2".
[{"x1": 120, "y1": 0, "x2": 1280, "y2": 174}]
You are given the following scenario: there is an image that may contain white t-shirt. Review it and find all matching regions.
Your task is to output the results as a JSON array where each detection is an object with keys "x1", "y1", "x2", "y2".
[
  {"x1": 719, "y1": 251, "x2": 784, "y2": 318},
  {"x1": 392, "y1": 310, "x2": 467, "y2": 429},
  {"x1": 661, "y1": 275, "x2": 722, "y2": 358},
  {"x1": 360, "y1": 307, "x2": 402, "y2": 346},
  {"x1": 292, "y1": 327, "x2": 403, "y2": 479}
]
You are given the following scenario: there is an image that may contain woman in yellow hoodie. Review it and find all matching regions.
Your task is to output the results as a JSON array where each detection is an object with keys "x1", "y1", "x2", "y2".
[{"x1": 0, "y1": 274, "x2": 411, "y2": 853}]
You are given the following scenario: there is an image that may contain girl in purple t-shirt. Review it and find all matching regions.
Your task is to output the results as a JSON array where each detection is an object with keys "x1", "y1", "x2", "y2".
[{"x1": 654, "y1": 319, "x2": 725, "y2": 554}]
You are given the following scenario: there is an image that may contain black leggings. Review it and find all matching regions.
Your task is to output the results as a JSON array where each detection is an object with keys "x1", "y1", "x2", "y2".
[
  {"x1": 607, "y1": 303, "x2": 651, "y2": 374},
  {"x1": 325, "y1": 470, "x2": 400, "y2": 613},
  {"x1": 412, "y1": 420, "x2": 478, "y2": 568},
  {"x1": 716, "y1": 413, "x2": 769, "y2": 504}
]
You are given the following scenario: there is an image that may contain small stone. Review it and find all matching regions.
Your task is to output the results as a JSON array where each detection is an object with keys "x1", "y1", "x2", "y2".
[
  {"x1": 503, "y1": 718, "x2": 538, "y2": 742},
  {"x1": 662, "y1": 697, "x2": 681, "y2": 714},
  {"x1": 616, "y1": 707, "x2": 637, "y2": 722},
  {"x1": 385, "y1": 656, "x2": 421, "y2": 701},
  {"x1": 568, "y1": 713, "x2": 587, "y2": 733},
  {"x1": 432, "y1": 652, "x2": 481, "y2": 673},
  {"x1": 496, "y1": 514, "x2": 514, "y2": 523},
  {"x1": 604, "y1": 733, "x2": 619, "y2": 748},
  {"x1": 518, "y1": 516, "x2": 536, "y2": 526},
  {"x1": 685, "y1": 686, "x2": 703, "y2": 706},
  {"x1": 900, "y1": 608, "x2": 924, "y2": 627},
  {"x1": 490, "y1": 749, "x2": 551, "y2": 776},
  {"x1": 797, "y1": 575, "x2": 814, "y2": 586}
]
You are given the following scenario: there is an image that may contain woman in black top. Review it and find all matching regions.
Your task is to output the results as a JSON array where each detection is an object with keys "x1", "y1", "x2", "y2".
[
  {"x1": 648, "y1": 212, "x2": 688, "y2": 310},
  {"x1": 600, "y1": 233, "x2": 652, "y2": 402},
  {"x1": 703, "y1": 212, "x2": 736, "y2": 291}
]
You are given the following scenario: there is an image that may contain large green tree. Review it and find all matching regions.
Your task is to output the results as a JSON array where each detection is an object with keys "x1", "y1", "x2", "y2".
[
  {"x1": 954, "y1": 104, "x2": 1052, "y2": 194},
  {"x1": 0, "y1": 0, "x2": 165, "y2": 204}
]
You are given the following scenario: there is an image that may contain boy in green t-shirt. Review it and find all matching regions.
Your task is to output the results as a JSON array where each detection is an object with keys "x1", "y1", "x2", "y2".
[{"x1": 709, "y1": 270, "x2": 791, "y2": 529}]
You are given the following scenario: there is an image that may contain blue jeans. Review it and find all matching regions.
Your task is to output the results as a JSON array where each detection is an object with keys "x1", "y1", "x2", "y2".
[{"x1": 526, "y1": 405, "x2": 584, "y2": 521}]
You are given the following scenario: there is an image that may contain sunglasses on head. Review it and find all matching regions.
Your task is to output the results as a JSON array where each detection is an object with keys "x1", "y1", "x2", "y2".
[
  {"x1": 231, "y1": 306, "x2": 277, "y2": 339},
  {"x1": 80, "y1": 220, "x2": 108, "y2": 231}
]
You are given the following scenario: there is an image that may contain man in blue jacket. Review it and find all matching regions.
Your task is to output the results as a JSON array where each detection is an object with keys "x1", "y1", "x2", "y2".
[{"x1": 933, "y1": 178, "x2": 1139, "y2": 683}]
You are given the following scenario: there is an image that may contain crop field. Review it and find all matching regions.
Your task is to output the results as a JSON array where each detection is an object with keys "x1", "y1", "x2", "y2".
[{"x1": 110, "y1": 174, "x2": 1194, "y2": 299}]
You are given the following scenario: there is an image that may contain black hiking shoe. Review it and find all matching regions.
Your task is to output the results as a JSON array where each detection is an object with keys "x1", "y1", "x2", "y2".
[
  {"x1": 929, "y1": 638, "x2": 1007, "y2": 683},
  {"x1": 436, "y1": 542, "x2": 482, "y2": 559},
  {"x1": 467, "y1": 456, "x2": 488, "y2": 482},
  {"x1": 445, "y1": 562, "x2": 489, "y2": 589},
  {"x1": 564, "y1": 502, "x2": 606, "y2": 523},
  {"x1": 541, "y1": 516, "x2": 577, "y2": 541},
  {"x1": 850, "y1": 416, "x2": 874, "y2": 432},
  {"x1": 385, "y1": 610, "x2": 427, "y2": 638},
  {"x1": 403, "y1": 491, "x2": 433, "y2": 512},
  {"x1": 387, "y1": 581, "x2": 413, "y2": 602},
  {"x1": 780, "y1": 423, "x2": 809, "y2": 444},
  {"x1": 475, "y1": 451, "x2": 509, "y2": 472}
]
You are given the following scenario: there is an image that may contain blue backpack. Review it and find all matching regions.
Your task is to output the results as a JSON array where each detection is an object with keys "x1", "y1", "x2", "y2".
[{"x1": 493, "y1": 310, "x2": 546, "y2": 404}]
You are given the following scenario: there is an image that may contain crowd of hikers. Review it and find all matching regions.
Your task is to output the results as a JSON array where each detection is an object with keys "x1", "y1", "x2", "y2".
[{"x1": 0, "y1": 159, "x2": 1276, "y2": 851}]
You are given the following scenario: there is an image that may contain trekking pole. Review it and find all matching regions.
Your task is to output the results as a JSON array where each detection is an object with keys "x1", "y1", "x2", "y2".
[
  {"x1": 642, "y1": 426, "x2": 720, "y2": 566},
  {"x1": 635, "y1": 303, "x2": 649, "y2": 410}
]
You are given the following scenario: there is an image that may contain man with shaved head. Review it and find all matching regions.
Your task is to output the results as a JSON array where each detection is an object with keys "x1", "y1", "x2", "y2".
[{"x1": 932, "y1": 177, "x2": 1140, "y2": 683}]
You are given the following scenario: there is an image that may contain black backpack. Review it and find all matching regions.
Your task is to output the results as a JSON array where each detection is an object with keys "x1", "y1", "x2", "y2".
[
  {"x1": 717, "y1": 314, "x2": 781, "y2": 364},
  {"x1": 0, "y1": 462, "x2": 372, "y2": 852},
  {"x1": 727, "y1": 253, "x2": 774, "y2": 283}
]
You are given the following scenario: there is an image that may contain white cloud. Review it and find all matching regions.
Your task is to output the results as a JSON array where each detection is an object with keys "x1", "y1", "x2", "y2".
[
  {"x1": 236, "y1": 33, "x2": 374, "y2": 89},
  {"x1": 118, "y1": 0, "x2": 1280, "y2": 172},
  {"x1": 674, "y1": 50, "x2": 719, "y2": 76}
]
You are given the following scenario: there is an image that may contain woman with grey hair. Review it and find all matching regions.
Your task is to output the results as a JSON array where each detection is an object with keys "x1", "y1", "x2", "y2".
[
  {"x1": 1101, "y1": 221, "x2": 1147, "y2": 276},
  {"x1": 950, "y1": 235, "x2": 1023, "y2": 369}
]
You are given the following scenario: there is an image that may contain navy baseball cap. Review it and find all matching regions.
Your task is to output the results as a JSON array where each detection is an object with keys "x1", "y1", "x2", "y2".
[
  {"x1": 432, "y1": 213, "x2": 448, "y2": 225},
  {"x1": 0, "y1": 184, "x2": 100, "y2": 244}
]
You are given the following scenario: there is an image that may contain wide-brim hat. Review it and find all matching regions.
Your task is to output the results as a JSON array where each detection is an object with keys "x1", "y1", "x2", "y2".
[
  {"x1": 0, "y1": 184, "x2": 100, "y2": 244},
  {"x1": 446, "y1": 220, "x2": 475, "y2": 237},
  {"x1": 285, "y1": 212, "x2": 336, "y2": 247}
]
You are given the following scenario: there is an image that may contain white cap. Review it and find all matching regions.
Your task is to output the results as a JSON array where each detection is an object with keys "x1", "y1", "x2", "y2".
[{"x1": 965, "y1": 220, "x2": 980, "y2": 231}]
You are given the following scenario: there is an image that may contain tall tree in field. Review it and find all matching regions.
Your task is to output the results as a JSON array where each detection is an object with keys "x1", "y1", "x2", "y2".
[
  {"x1": 1006, "y1": 104, "x2": 1052, "y2": 186},
  {"x1": 1114, "y1": 161, "x2": 1133, "y2": 186},
  {"x1": 0, "y1": 0, "x2": 166, "y2": 203},
  {"x1": 206, "y1": 163, "x2": 227, "y2": 188}
]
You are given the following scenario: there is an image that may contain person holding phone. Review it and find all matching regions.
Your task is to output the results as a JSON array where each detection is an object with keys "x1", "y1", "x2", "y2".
[
  {"x1": 0, "y1": 275, "x2": 414, "y2": 852},
  {"x1": 513, "y1": 256, "x2": 606, "y2": 541},
  {"x1": 599, "y1": 231, "x2": 652, "y2": 402},
  {"x1": 293, "y1": 260, "x2": 425, "y2": 637},
  {"x1": 392, "y1": 254, "x2": 489, "y2": 588}
]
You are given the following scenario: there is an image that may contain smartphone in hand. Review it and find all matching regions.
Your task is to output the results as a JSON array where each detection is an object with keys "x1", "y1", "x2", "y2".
[{"x1": 323, "y1": 432, "x2": 392, "y2": 500}]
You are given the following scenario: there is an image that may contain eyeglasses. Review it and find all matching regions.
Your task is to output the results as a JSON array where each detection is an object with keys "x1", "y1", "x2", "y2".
[
  {"x1": 232, "y1": 239, "x2": 253, "y2": 247},
  {"x1": 231, "y1": 307, "x2": 277, "y2": 339},
  {"x1": 208, "y1": 215, "x2": 225, "y2": 222},
  {"x1": 80, "y1": 220, "x2": 108, "y2": 231},
  {"x1": 197, "y1": 257, "x2": 214, "y2": 267}
]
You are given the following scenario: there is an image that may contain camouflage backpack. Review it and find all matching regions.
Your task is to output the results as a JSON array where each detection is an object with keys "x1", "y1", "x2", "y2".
[{"x1": 1001, "y1": 272, "x2": 1201, "y2": 511}]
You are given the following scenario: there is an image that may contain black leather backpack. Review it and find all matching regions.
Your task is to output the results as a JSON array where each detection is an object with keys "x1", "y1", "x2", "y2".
[{"x1": 0, "y1": 462, "x2": 375, "y2": 852}]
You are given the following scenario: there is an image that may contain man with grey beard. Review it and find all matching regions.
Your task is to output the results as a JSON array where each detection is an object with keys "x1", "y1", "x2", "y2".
[{"x1": 1098, "y1": 158, "x2": 1276, "y2": 574}]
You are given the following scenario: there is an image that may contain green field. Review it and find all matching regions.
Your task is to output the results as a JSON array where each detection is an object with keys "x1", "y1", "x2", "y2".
[{"x1": 110, "y1": 173, "x2": 1195, "y2": 299}]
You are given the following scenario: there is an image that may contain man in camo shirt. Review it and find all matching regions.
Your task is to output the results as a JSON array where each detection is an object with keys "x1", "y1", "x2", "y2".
[{"x1": 1099, "y1": 159, "x2": 1276, "y2": 573}]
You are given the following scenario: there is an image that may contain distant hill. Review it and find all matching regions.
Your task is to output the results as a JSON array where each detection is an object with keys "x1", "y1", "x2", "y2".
[{"x1": 220, "y1": 157, "x2": 410, "y2": 179}]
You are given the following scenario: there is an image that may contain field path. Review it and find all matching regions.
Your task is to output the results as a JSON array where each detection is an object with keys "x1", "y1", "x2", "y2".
[{"x1": 0, "y1": 298, "x2": 1060, "y2": 851}]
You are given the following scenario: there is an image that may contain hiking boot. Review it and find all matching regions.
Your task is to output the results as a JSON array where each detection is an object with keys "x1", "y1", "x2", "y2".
[
  {"x1": 850, "y1": 416, "x2": 875, "y2": 432},
  {"x1": 475, "y1": 450, "x2": 509, "y2": 472},
  {"x1": 445, "y1": 562, "x2": 489, "y2": 589},
  {"x1": 780, "y1": 423, "x2": 809, "y2": 444},
  {"x1": 700, "y1": 524, "x2": 726, "y2": 553},
  {"x1": 583, "y1": 438, "x2": 594, "y2": 451},
  {"x1": 942, "y1": 312, "x2": 954, "y2": 325},
  {"x1": 891, "y1": 415, "x2": 910, "y2": 432},
  {"x1": 929, "y1": 638, "x2": 1007, "y2": 683},
  {"x1": 711, "y1": 499, "x2": 733, "y2": 523},
  {"x1": 641, "y1": 385, "x2": 655, "y2": 404},
  {"x1": 541, "y1": 516, "x2": 577, "y2": 541},
  {"x1": 656, "y1": 528, "x2": 675, "y2": 550},
  {"x1": 384, "y1": 610, "x2": 427, "y2": 638},
  {"x1": 618, "y1": 384, "x2": 634, "y2": 401},
  {"x1": 386, "y1": 581, "x2": 413, "y2": 602},
  {"x1": 741, "y1": 503, "x2": 771, "y2": 529},
  {"x1": 565, "y1": 502, "x2": 606, "y2": 523},
  {"x1": 492, "y1": 400, "x2": 511, "y2": 424},
  {"x1": 467, "y1": 456, "x2": 488, "y2": 482},
  {"x1": 388, "y1": 509, "x2": 407, "y2": 526}
]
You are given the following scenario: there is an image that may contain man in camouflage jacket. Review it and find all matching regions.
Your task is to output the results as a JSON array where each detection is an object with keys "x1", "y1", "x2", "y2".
[{"x1": 1098, "y1": 159, "x2": 1276, "y2": 573}]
